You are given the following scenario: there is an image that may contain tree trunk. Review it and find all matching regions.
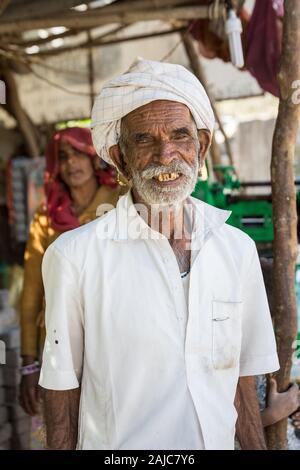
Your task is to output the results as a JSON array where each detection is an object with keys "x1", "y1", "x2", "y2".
[
  {"x1": 1, "y1": 65, "x2": 40, "y2": 157},
  {"x1": 266, "y1": 0, "x2": 300, "y2": 450},
  {"x1": 181, "y1": 31, "x2": 235, "y2": 171},
  {"x1": 0, "y1": 0, "x2": 10, "y2": 16}
]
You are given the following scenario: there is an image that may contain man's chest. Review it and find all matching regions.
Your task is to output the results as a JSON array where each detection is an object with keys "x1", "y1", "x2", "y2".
[
  {"x1": 79, "y1": 237, "x2": 244, "y2": 402},
  {"x1": 169, "y1": 238, "x2": 191, "y2": 274},
  {"x1": 81, "y1": 238, "x2": 243, "y2": 345}
]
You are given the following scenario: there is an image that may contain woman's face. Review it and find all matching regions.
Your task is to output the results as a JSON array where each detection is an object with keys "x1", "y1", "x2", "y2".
[{"x1": 58, "y1": 140, "x2": 96, "y2": 188}]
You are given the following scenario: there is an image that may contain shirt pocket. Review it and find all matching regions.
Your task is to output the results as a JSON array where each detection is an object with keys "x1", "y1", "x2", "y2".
[{"x1": 212, "y1": 300, "x2": 242, "y2": 370}]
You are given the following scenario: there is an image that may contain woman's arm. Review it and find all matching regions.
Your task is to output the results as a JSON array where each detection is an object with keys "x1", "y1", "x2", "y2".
[
  {"x1": 19, "y1": 207, "x2": 52, "y2": 416},
  {"x1": 20, "y1": 207, "x2": 50, "y2": 359}
]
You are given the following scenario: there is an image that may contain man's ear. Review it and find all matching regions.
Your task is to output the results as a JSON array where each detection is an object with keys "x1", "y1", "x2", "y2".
[
  {"x1": 108, "y1": 144, "x2": 131, "y2": 180},
  {"x1": 197, "y1": 129, "x2": 211, "y2": 167}
]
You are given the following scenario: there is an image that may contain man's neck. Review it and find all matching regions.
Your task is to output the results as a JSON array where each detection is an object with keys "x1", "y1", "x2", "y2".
[
  {"x1": 132, "y1": 189, "x2": 192, "y2": 273},
  {"x1": 70, "y1": 177, "x2": 98, "y2": 216},
  {"x1": 132, "y1": 188, "x2": 188, "y2": 239}
]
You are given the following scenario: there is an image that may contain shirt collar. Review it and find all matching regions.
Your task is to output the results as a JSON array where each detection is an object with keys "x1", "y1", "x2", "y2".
[{"x1": 113, "y1": 190, "x2": 231, "y2": 244}]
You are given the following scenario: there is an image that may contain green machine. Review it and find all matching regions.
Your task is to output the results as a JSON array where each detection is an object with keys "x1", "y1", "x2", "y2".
[
  {"x1": 192, "y1": 165, "x2": 274, "y2": 243},
  {"x1": 192, "y1": 164, "x2": 300, "y2": 366}
]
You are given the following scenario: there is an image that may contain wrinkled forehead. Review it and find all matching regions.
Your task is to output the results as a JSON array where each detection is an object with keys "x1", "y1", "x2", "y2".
[{"x1": 121, "y1": 100, "x2": 196, "y2": 133}]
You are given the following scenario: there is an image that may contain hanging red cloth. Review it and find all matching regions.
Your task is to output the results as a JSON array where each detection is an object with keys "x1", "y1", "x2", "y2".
[
  {"x1": 188, "y1": 1, "x2": 284, "y2": 97},
  {"x1": 188, "y1": 6, "x2": 250, "y2": 64},
  {"x1": 245, "y1": 0, "x2": 284, "y2": 97}
]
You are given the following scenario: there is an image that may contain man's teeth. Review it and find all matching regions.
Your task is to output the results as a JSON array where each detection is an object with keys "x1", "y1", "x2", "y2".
[{"x1": 156, "y1": 172, "x2": 180, "y2": 182}]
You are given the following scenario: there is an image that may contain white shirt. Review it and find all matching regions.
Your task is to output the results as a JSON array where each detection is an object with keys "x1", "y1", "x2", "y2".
[
  {"x1": 181, "y1": 272, "x2": 190, "y2": 304},
  {"x1": 39, "y1": 191, "x2": 279, "y2": 450}
]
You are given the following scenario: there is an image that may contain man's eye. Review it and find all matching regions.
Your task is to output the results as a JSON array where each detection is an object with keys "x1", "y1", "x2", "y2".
[
  {"x1": 135, "y1": 135, "x2": 152, "y2": 143},
  {"x1": 58, "y1": 153, "x2": 68, "y2": 161},
  {"x1": 174, "y1": 134, "x2": 189, "y2": 140}
]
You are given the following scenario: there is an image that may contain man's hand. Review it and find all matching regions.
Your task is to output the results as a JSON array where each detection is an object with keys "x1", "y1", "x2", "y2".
[
  {"x1": 235, "y1": 376, "x2": 267, "y2": 450},
  {"x1": 43, "y1": 388, "x2": 81, "y2": 450},
  {"x1": 261, "y1": 379, "x2": 299, "y2": 427}
]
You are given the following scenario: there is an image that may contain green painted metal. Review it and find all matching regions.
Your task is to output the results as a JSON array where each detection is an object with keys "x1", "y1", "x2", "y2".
[
  {"x1": 192, "y1": 165, "x2": 274, "y2": 242},
  {"x1": 226, "y1": 201, "x2": 273, "y2": 242}
]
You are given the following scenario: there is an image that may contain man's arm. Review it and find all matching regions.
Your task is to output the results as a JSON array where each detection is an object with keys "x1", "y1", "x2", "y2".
[
  {"x1": 43, "y1": 388, "x2": 81, "y2": 450},
  {"x1": 234, "y1": 376, "x2": 267, "y2": 450},
  {"x1": 39, "y1": 244, "x2": 84, "y2": 449}
]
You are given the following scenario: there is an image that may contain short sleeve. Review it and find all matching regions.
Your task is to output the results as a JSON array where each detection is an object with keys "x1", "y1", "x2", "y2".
[
  {"x1": 239, "y1": 244, "x2": 280, "y2": 377},
  {"x1": 39, "y1": 243, "x2": 84, "y2": 390}
]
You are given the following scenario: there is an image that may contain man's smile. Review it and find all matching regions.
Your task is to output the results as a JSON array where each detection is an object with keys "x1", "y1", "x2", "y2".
[{"x1": 153, "y1": 172, "x2": 181, "y2": 182}]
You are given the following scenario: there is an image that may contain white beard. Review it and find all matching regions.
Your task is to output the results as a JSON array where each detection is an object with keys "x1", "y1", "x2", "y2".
[{"x1": 131, "y1": 159, "x2": 199, "y2": 206}]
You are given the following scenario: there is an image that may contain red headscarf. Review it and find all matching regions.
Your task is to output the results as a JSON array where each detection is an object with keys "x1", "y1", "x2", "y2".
[{"x1": 44, "y1": 127, "x2": 117, "y2": 232}]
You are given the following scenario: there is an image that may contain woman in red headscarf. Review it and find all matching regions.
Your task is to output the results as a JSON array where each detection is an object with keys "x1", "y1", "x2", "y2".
[{"x1": 19, "y1": 127, "x2": 127, "y2": 422}]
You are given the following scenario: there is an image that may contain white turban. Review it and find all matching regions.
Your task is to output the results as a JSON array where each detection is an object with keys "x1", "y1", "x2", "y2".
[{"x1": 91, "y1": 58, "x2": 215, "y2": 165}]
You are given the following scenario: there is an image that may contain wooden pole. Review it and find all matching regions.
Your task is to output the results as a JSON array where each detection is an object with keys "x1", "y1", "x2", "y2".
[
  {"x1": 88, "y1": 0, "x2": 202, "y2": 15},
  {"x1": 86, "y1": 6, "x2": 94, "y2": 113},
  {"x1": 1, "y1": 0, "x2": 82, "y2": 20},
  {"x1": 210, "y1": 135, "x2": 223, "y2": 166},
  {"x1": 265, "y1": 0, "x2": 300, "y2": 450},
  {"x1": 0, "y1": 0, "x2": 10, "y2": 16},
  {"x1": 11, "y1": 24, "x2": 126, "y2": 48},
  {"x1": 0, "y1": 0, "x2": 208, "y2": 21},
  {"x1": 0, "y1": 5, "x2": 224, "y2": 34},
  {"x1": 12, "y1": 27, "x2": 85, "y2": 48},
  {"x1": 87, "y1": 43, "x2": 94, "y2": 111},
  {"x1": 181, "y1": 31, "x2": 235, "y2": 169},
  {"x1": 1, "y1": 65, "x2": 40, "y2": 157},
  {"x1": 33, "y1": 27, "x2": 185, "y2": 57}
]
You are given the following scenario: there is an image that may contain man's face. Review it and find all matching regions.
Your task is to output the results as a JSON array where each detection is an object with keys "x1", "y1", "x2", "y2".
[
  {"x1": 58, "y1": 140, "x2": 95, "y2": 189},
  {"x1": 110, "y1": 100, "x2": 209, "y2": 205}
]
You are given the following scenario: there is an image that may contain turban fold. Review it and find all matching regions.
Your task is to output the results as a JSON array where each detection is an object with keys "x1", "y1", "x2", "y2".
[{"x1": 91, "y1": 58, "x2": 215, "y2": 165}]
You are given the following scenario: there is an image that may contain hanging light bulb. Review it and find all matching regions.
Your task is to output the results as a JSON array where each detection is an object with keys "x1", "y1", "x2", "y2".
[{"x1": 225, "y1": 8, "x2": 244, "y2": 69}]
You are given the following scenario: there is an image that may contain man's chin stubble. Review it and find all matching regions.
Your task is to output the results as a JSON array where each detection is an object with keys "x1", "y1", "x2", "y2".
[{"x1": 134, "y1": 180, "x2": 194, "y2": 206}]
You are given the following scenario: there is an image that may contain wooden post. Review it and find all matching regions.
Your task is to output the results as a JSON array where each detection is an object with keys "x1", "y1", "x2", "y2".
[
  {"x1": 0, "y1": 5, "x2": 221, "y2": 34},
  {"x1": 181, "y1": 31, "x2": 235, "y2": 169},
  {"x1": 1, "y1": 65, "x2": 40, "y2": 157},
  {"x1": 266, "y1": 0, "x2": 300, "y2": 450},
  {"x1": 210, "y1": 135, "x2": 223, "y2": 182},
  {"x1": 0, "y1": 0, "x2": 10, "y2": 16},
  {"x1": 86, "y1": 4, "x2": 95, "y2": 111},
  {"x1": 210, "y1": 135, "x2": 222, "y2": 166},
  {"x1": 33, "y1": 27, "x2": 185, "y2": 57},
  {"x1": 87, "y1": 36, "x2": 95, "y2": 111}
]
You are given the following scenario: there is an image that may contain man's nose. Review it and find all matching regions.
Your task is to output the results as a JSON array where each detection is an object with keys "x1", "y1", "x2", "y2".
[{"x1": 152, "y1": 141, "x2": 178, "y2": 165}]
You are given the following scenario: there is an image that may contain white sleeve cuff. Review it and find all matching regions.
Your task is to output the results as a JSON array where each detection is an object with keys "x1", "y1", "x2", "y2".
[
  {"x1": 39, "y1": 368, "x2": 80, "y2": 390},
  {"x1": 239, "y1": 352, "x2": 280, "y2": 377}
]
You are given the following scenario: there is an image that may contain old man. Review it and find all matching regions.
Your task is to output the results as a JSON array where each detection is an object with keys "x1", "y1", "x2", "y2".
[{"x1": 39, "y1": 59, "x2": 279, "y2": 450}]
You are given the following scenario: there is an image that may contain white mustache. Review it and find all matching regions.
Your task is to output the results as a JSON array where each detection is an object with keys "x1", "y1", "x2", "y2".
[{"x1": 140, "y1": 162, "x2": 194, "y2": 180}]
